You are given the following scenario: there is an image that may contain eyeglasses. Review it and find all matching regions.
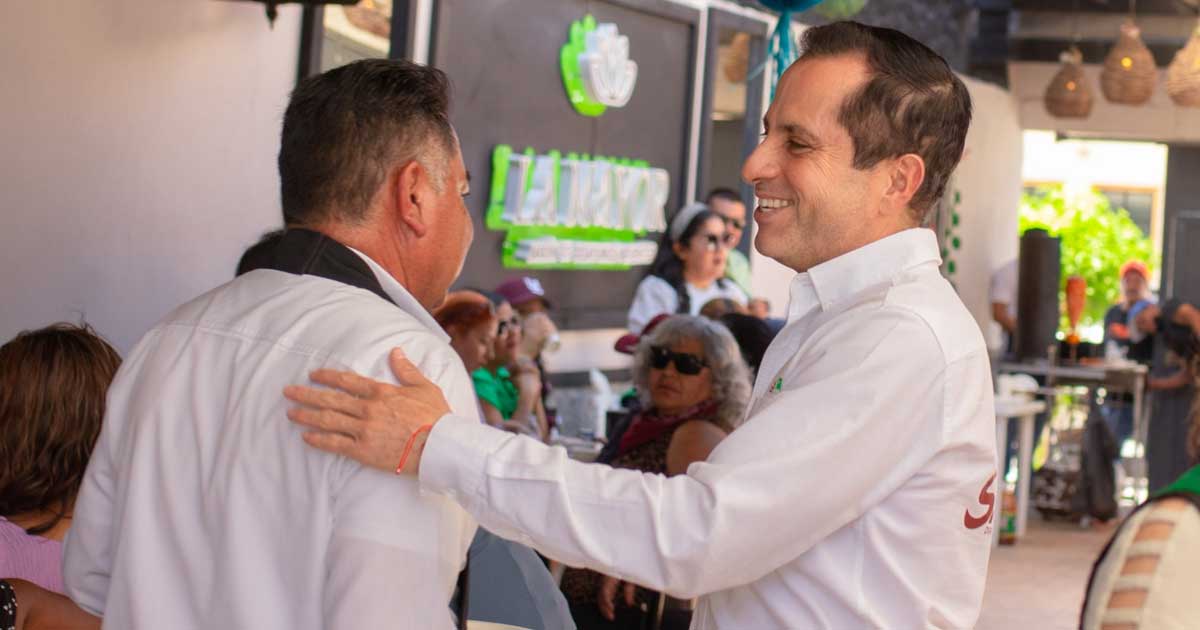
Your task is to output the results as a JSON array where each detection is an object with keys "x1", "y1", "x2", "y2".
[
  {"x1": 700, "y1": 233, "x2": 736, "y2": 252},
  {"x1": 649, "y1": 345, "x2": 708, "y2": 375},
  {"x1": 496, "y1": 316, "x2": 521, "y2": 335},
  {"x1": 721, "y1": 216, "x2": 745, "y2": 231}
]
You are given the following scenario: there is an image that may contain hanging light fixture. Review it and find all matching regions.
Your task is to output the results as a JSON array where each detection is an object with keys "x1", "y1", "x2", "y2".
[
  {"x1": 1044, "y1": 1, "x2": 1093, "y2": 119},
  {"x1": 1100, "y1": 1, "x2": 1158, "y2": 105},
  {"x1": 1166, "y1": 17, "x2": 1200, "y2": 107},
  {"x1": 1045, "y1": 47, "x2": 1094, "y2": 118}
]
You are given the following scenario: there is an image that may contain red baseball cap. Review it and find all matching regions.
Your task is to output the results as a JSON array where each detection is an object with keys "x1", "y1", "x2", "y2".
[
  {"x1": 1120, "y1": 260, "x2": 1149, "y2": 281},
  {"x1": 495, "y1": 277, "x2": 553, "y2": 309},
  {"x1": 614, "y1": 313, "x2": 671, "y2": 355}
]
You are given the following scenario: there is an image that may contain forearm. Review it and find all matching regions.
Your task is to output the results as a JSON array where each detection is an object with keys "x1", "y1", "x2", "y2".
[
  {"x1": 1149, "y1": 370, "x2": 1189, "y2": 390},
  {"x1": 419, "y1": 393, "x2": 940, "y2": 601},
  {"x1": 1175, "y1": 303, "x2": 1200, "y2": 338},
  {"x1": 420, "y1": 416, "x2": 728, "y2": 598}
]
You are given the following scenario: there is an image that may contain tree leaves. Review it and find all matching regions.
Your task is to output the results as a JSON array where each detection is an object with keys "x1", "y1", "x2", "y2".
[{"x1": 1019, "y1": 186, "x2": 1155, "y2": 341}]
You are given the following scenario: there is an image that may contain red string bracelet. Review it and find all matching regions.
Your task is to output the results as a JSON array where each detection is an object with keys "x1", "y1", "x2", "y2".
[{"x1": 396, "y1": 423, "x2": 434, "y2": 475}]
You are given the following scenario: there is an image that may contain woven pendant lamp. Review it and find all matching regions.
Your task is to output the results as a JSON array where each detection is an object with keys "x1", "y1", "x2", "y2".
[
  {"x1": 1101, "y1": 20, "x2": 1158, "y2": 105},
  {"x1": 1045, "y1": 47, "x2": 1093, "y2": 118},
  {"x1": 1166, "y1": 19, "x2": 1200, "y2": 107}
]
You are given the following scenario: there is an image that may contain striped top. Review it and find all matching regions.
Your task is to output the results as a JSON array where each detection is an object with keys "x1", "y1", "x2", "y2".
[{"x1": 0, "y1": 517, "x2": 64, "y2": 594}]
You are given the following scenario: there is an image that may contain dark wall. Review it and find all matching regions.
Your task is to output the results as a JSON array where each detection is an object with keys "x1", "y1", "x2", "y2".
[
  {"x1": 1162, "y1": 145, "x2": 1200, "y2": 305},
  {"x1": 431, "y1": 0, "x2": 700, "y2": 329},
  {"x1": 800, "y1": 0, "x2": 974, "y2": 72}
]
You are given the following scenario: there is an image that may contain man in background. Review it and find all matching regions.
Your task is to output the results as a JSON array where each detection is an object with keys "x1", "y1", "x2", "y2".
[
  {"x1": 990, "y1": 258, "x2": 1018, "y2": 357},
  {"x1": 705, "y1": 187, "x2": 753, "y2": 296}
]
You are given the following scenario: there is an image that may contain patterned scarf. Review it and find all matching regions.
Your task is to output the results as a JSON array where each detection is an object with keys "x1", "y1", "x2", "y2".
[{"x1": 618, "y1": 399, "x2": 720, "y2": 456}]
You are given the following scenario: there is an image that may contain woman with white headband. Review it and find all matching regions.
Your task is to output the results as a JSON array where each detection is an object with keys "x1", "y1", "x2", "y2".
[{"x1": 626, "y1": 202, "x2": 747, "y2": 333}]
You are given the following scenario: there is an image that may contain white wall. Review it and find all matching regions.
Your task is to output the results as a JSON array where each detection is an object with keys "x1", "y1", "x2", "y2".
[
  {"x1": 953, "y1": 76, "x2": 1025, "y2": 344},
  {"x1": 0, "y1": 1, "x2": 301, "y2": 353}
]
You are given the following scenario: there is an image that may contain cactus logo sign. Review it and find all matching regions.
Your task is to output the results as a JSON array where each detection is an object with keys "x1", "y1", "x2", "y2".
[
  {"x1": 487, "y1": 145, "x2": 670, "y2": 270},
  {"x1": 561, "y1": 15, "x2": 638, "y2": 117}
]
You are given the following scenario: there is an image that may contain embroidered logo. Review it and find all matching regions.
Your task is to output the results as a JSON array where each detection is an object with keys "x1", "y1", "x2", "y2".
[
  {"x1": 771, "y1": 377, "x2": 783, "y2": 393},
  {"x1": 963, "y1": 473, "x2": 997, "y2": 530}
]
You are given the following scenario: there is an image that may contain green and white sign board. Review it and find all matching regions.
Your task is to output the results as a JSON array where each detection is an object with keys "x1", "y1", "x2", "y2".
[
  {"x1": 487, "y1": 144, "x2": 670, "y2": 270},
  {"x1": 561, "y1": 15, "x2": 638, "y2": 117}
]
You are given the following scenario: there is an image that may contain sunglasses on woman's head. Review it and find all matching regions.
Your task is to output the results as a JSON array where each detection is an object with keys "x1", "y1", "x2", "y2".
[{"x1": 649, "y1": 345, "x2": 707, "y2": 375}]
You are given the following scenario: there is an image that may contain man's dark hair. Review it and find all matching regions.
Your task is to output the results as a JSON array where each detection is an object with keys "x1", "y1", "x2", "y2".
[
  {"x1": 705, "y1": 187, "x2": 742, "y2": 205},
  {"x1": 799, "y1": 22, "x2": 972, "y2": 221},
  {"x1": 278, "y1": 59, "x2": 455, "y2": 226}
]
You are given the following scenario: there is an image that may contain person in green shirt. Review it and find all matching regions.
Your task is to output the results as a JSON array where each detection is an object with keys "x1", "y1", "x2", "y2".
[
  {"x1": 472, "y1": 295, "x2": 548, "y2": 440},
  {"x1": 706, "y1": 188, "x2": 752, "y2": 297}
]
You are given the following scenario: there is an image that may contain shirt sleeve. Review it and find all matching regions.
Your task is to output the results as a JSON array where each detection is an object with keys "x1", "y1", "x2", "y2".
[
  {"x1": 62, "y1": 331, "x2": 163, "y2": 615},
  {"x1": 990, "y1": 262, "x2": 1016, "y2": 305},
  {"x1": 61, "y1": 409, "x2": 118, "y2": 616},
  {"x1": 325, "y1": 350, "x2": 478, "y2": 629},
  {"x1": 472, "y1": 369, "x2": 502, "y2": 413},
  {"x1": 420, "y1": 309, "x2": 951, "y2": 599},
  {"x1": 724, "y1": 249, "x2": 754, "y2": 297},
  {"x1": 627, "y1": 276, "x2": 677, "y2": 333}
]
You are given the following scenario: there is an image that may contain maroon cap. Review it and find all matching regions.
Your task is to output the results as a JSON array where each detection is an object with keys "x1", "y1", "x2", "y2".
[
  {"x1": 614, "y1": 313, "x2": 671, "y2": 355},
  {"x1": 495, "y1": 277, "x2": 553, "y2": 309}
]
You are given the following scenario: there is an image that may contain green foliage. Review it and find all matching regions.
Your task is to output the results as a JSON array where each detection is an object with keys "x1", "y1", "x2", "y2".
[{"x1": 1019, "y1": 186, "x2": 1154, "y2": 342}]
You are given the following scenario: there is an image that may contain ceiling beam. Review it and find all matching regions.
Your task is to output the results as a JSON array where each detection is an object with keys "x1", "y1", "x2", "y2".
[{"x1": 1012, "y1": 0, "x2": 1199, "y2": 14}]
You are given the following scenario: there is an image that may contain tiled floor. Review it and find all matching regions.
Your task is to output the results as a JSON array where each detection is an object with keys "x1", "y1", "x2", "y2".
[{"x1": 976, "y1": 515, "x2": 1117, "y2": 630}]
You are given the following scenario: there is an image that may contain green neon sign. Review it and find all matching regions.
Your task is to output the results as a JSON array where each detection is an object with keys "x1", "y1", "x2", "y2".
[
  {"x1": 487, "y1": 144, "x2": 670, "y2": 270},
  {"x1": 561, "y1": 15, "x2": 638, "y2": 117}
]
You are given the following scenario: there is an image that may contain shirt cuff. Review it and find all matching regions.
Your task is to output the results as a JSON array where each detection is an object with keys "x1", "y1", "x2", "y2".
[{"x1": 419, "y1": 414, "x2": 507, "y2": 504}]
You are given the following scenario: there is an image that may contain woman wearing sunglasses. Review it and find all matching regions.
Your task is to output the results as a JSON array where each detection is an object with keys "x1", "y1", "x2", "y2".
[
  {"x1": 560, "y1": 315, "x2": 751, "y2": 629},
  {"x1": 472, "y1": 293, "x2": 550, "y2": 442},
  {"x1": 627, "y1": 203, "x2": 748, "y2": 334}
]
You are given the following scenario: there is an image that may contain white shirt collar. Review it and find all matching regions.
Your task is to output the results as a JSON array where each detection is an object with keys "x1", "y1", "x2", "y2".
[
  {"x1": 786, "y1": 228, "x2": 942, "y2": 322},
  {"x1": 345, "y1": 246, "x2": 450, "y2": 343}
]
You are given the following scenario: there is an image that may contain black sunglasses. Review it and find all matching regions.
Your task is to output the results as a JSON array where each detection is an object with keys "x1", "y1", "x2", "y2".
[
  {"x1": 700, "y1": 233, "x2": 736, "y2": 251},
  {"x1": 649, "y1": 345, "x2": 708, "y2": 375},
  {"x1": 496, "y1": 316, "x2": 521, "y2": 335}
]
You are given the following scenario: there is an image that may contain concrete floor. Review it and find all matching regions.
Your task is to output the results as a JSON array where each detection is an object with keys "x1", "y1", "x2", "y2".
[{"x1": 976, "y1": 515, "x2": 1117, "y2": 630}]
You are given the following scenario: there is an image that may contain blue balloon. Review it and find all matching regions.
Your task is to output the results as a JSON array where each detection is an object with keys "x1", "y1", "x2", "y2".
[{"x1": 757, "y1": 0, "x2": 825, "y2": 11}]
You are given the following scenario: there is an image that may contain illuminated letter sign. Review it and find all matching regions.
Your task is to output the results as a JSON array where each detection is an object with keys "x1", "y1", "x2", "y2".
[
  {"x1": 561, "y1": 15, "x2": 638, "y2": 117},
  {"x1": 487, "y1": 145, "x2": 670, "y2": 270}
]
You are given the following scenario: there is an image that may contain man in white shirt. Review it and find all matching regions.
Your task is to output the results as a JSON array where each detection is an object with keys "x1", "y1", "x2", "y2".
[
  {"x1": 63, "y1": 60, "x2": 480, "y2": 629},
  {"x1": 286, "y1": 22, "x2": 996, "y2": 629},
  {"x1": 990, "y1": 259, "x2": 1018, "y2": 355}
]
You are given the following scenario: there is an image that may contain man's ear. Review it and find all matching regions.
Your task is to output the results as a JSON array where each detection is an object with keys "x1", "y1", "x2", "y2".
[
  {"x1": 392, "y1": 160, "x2": 431, "y2": 238},
  {"x1": 883, "y1": 153, "x2": 926, "y2": 218}
]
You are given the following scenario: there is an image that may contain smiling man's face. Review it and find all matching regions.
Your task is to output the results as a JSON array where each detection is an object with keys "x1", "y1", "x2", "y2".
[{"x1": 741, "y1": 54, "x2": 892, "y2": 273}]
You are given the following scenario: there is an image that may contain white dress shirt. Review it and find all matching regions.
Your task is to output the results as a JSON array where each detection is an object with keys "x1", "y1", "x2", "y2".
[
  {"x1": 64, "y1": 250, "x2": 477, "y2": 629},
  {"x1": 421, "y1": 228, "x2": 996, "y2": 629},
  {"x1": 627, "y1": 275, "x2": 748, "y2": 332}
]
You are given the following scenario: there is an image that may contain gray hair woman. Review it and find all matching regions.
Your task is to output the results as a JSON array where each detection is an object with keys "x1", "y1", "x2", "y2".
[{"x1": 561, "y1": 315, "x2": 751, "y2": 628}]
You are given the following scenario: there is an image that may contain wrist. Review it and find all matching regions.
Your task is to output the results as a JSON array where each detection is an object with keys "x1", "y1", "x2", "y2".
[{"x1": 396, "y1": 422, "x2": 436, "y2": 476}]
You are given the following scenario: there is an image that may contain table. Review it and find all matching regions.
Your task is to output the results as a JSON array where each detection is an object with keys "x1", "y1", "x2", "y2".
[
  {"x1": 994, "y1": 397, "x2": 1046, "y2": 545},
  {"x1": 996, "y1": 360, "x2": 1149, "y2": 503}
]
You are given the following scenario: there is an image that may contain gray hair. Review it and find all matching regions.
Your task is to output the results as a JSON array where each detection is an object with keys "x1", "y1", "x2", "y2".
[{"x1": 632, "y1": 315, "x2": 752, "y2": 430}]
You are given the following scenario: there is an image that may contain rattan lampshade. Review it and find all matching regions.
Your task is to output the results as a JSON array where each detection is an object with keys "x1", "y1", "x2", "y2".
[
  {"x1": 1045, "y1": 47, "x2": 1093, "y2": 118},
  {"x1": 1166, "y1": 19, "x2": 1200, "y2": 107},
  {"x1": 1101, "y1": 21, "x2": 1158, "y2": 105}
]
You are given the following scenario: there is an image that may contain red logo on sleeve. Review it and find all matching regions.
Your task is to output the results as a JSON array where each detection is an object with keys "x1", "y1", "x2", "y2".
[{"x1": 963, "y1": 473, "x2": 996, "y2": 530}]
